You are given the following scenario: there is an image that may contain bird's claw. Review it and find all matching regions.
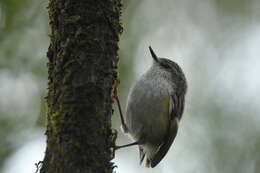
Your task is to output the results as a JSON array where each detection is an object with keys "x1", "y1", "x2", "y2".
[{"x1": 111, "y1": 79, "x2": 120, "y2": 99}]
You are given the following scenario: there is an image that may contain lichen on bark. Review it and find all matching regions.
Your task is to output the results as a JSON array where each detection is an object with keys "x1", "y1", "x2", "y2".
[{"x1": 40, "y1": 0, "x2": 122, "y2": 173}]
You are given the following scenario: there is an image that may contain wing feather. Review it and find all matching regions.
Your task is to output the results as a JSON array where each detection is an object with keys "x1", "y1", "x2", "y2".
[
  {"x1": 150, "y1": 94, "x2": 182, "y2": 167},
  {"x1": 150, "y1": 118, "x2": 179, "y2": 168}
]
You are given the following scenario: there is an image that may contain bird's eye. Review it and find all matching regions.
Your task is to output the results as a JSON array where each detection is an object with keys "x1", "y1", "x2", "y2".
[{"x1": 161, "y1": 63, "x2": 171, "y2": 69}]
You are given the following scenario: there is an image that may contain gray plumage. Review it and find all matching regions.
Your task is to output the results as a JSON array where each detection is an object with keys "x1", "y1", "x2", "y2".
[{"x1": 123, "y1": 46, "x2": 187, "y2": 168}]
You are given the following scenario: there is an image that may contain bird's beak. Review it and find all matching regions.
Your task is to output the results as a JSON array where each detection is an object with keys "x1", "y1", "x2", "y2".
[{"x1": 149, "y1": 46, "x2": 159, "y2": 63}]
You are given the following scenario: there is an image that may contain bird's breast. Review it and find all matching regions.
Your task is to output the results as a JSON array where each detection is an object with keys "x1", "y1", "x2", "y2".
[{"x1": 125, "y1": 77, "x2": 171, "y2": 144}]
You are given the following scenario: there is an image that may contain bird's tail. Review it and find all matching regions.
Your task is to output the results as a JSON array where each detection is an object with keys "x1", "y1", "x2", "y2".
[{"x1": 139, "y1": 144, "x2": 159, "y2": 168}]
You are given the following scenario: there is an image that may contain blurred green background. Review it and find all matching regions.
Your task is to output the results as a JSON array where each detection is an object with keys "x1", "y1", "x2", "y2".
[{"x1": 0, "y1": 0, "x2": 260, "y2": 172}]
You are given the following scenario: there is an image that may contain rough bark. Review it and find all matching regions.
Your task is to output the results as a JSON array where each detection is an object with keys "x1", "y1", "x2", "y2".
[{"x1": 40, "y1": 0, "x2": 122, "y2": 173}]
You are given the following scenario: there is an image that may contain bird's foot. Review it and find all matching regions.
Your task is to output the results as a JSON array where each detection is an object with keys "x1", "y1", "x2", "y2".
[{"x1": 111, "y1": 79, "x2": 120, "y2": 99}]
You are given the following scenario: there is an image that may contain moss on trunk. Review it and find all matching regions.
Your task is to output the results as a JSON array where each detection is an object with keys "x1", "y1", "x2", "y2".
[{"x1": 40, "y1": 0, "x2": 122, "y2": 173}]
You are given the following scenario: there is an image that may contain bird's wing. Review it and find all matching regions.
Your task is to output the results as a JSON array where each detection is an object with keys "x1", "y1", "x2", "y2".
[
  {"x1": 150, "y1": 118, "x2": 178, "y2": 167},
  {"x1": 150, "y1": 94, "x2": 181, "y2": 168}
]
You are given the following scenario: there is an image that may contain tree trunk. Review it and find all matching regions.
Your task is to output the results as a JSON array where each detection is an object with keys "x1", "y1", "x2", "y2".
[{"x1": 40, "y1": 0, "x2": 122, "y2": 173}]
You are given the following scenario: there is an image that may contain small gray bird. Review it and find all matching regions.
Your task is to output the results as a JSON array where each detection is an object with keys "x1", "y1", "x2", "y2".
[{"x1": 122, "y1": 46, "x2": 187, "y2": 168}]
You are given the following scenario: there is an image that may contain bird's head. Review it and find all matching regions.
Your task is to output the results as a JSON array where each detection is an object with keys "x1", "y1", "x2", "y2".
[{"x1": 149, "y1": 46, "x2": 187, "y2": 94}]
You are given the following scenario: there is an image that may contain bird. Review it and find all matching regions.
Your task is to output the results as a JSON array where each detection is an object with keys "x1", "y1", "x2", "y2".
[{"x1": 118, "y1": 46, "x2": 187, "y2": 168}]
